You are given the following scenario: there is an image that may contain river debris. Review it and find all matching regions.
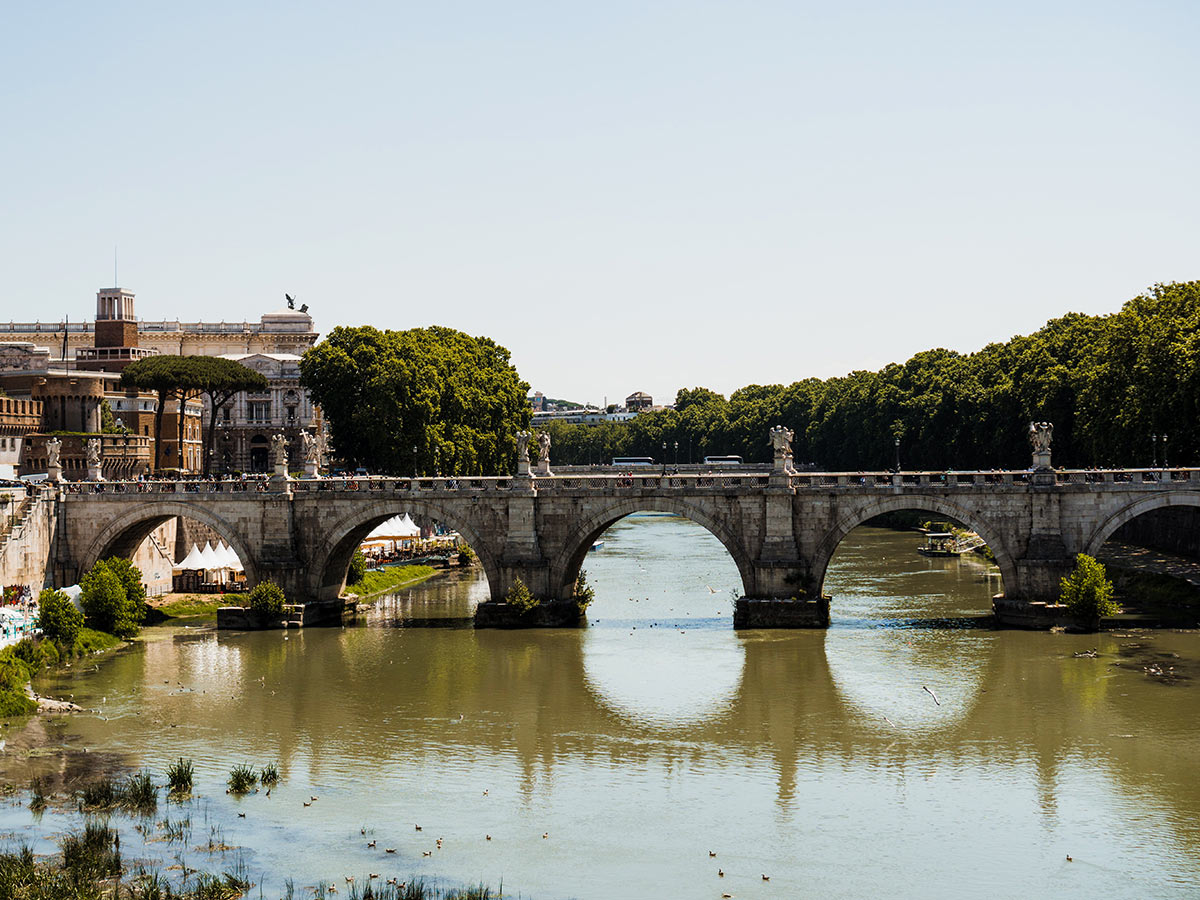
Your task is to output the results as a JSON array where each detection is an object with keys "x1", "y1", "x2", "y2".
[
  {"x1": 922, "y1": 685, "x2": 941, "y2": 706},
  {"x1": 1072, "y1": 648, "x2": 1099, "y2": 658}
]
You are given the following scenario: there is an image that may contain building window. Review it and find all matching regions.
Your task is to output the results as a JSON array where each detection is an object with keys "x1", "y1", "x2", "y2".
[{"x1": 248, "y1": 401, "x2": 271, "y2": 423}]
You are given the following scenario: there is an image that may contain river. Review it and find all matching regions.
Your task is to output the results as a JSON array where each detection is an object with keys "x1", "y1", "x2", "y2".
[{"x1": 4, "y1": 515, "x2": 1200, "y2": 898}]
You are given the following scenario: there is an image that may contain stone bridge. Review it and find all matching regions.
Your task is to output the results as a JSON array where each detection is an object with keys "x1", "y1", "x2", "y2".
[{"x1": 45, "y1": 465, "x2": 1200, "y2": 628}]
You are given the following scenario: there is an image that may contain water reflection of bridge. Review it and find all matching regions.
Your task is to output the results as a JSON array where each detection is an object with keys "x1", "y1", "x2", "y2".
[{"x1": 109, "y1": 615, "x2": 1200, "y2": 857}]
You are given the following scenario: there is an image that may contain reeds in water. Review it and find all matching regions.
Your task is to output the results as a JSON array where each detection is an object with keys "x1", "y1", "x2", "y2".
[
  {"x1": 124, "y1": 771, "x2": 157, "y2": 811},
  {"x1": 166, "y1": 757, "x2": 194, "y2": 795},
  {"x1": 226, "y1": 764, "x2": 258, "y2": 795},
  {"x1": 60, "y1": 821, "x2": 121, "y2": 877},
  {"x1": 346, "y1": 880, "x2": 498, "y2": 900},
  {"x1": 259, "y1": 761, "x2": 280, "y2": 787},
  {"x1": 79, "y1": 775, "x2": 121, "y2": 809},
  {"x1": 29, "y1": 776, "x2": 48, "y2": 811}
]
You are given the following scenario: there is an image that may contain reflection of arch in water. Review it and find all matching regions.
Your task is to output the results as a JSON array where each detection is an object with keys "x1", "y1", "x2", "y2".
[
  {"x1": 549, "y1": 498, "x2": 754, "y2": 600},
  {"x1": 307, "y1": 499, "x2": 500, "y2": 601},
  {"x1": 824, "y1": 626, "x2": 989, "y2": 733},
  {"x1": 580, "y1": 629, "x2": 746, "y2": 730},
  {"x1": 79, "y1": 501, "x2": 259, "y2": 585},
  {"x1": 811, "y1": 497, "x2": 1015, "y2": 599},
  {"x1": 1084, "y1": 492, "x2": 1200, "y2": 557}
]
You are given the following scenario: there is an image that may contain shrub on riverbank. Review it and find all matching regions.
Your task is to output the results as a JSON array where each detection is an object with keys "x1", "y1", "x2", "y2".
[
  {"x1": 80, "y1": 557, "x2": 146, "y2": 639},
  {"x1": 36, "y1": 588, "x2": 82, "y2": 647},
  {"x1": 348, "y1": 549, "x2": 368, "y2": 585},
  {"x1": 246, "y1": 582, "x2": 286, "y2": 621},
  {"x1": 1060, "y1": 553, "x2": 1120, "y2": 624}
]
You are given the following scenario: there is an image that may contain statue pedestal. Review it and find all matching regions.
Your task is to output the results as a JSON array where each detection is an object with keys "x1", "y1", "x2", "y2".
[
  {"x1": 302, "y1": 461, "x2": 319, "y2": 479},
  {"x1": 47, "y1": 464, "x2": 62, "y2": 484},
  {"x1": 1031, "y1": 450, "x2": 1052, "y2": 470},
  {"x1": 87, "y1": 464, "x2": 104, "y2": 482},
  {"x1": 772, "y1": 455, "x2": 795, "y2": 476},
  {"x1": 535, "y1": 460, "x2": 552, "y2": 477},
  {"x1": 516, "y1": 459, "x2": 531, "y2": 477}
]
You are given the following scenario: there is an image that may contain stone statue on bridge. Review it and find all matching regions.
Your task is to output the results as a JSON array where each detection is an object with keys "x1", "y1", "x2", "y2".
[
  {"x1": 536, "y1": 431, "x2": 552, "y2": 476},
  {"x1": 1029, "y1": 421, "x2": 1053, "y2": 471},
  {"x1": 301, "y1": 430, "x2": 319, "y2": 464},
  {"x1": 85, "y1": 438, "x2": 103, "y2": 482},
  {"x1": 271, "y1": 432, "x2": 290, "y2": 481},
  {"x1": 46, "y1": 436, "x2": 62, "y2": 482},
  {"x1": 300, "y1": 430, "x2": 322, "y2": 478},
  {"x1": 516, "y1": 431, "x2": 532, "y2": 476},
  {"x1": 46, "y1": 437, "x2": 61, "y2": 470},
  {"x1": 770, "y1": 425, "x2": 796, "y2": 475}
]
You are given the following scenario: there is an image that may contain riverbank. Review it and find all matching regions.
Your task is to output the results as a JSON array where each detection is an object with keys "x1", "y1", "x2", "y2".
[{"x1": 346, "y1": 564, "x2": 438, "y2": 600}]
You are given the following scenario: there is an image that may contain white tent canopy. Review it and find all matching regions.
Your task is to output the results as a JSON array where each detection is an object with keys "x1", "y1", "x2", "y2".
[
  {"x1": 176, "y1": 541, "x2": 244, "y2": 573},
  {"x1": 176, "y1": 544, "x2": 207, "y2": 570},
  {"x1": 365, "y1": 514, "x2": 422, "y2": 540}
]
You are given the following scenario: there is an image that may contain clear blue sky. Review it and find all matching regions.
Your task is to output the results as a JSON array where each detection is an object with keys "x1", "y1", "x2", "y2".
[{"x1": 3, "y1": 1, "x2": 1196, "y2": 406}]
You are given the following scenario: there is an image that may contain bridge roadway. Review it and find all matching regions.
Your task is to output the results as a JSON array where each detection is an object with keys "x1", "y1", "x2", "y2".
[{"x1": 51, "y1": 466, "x2": 1200, "y2": 627}]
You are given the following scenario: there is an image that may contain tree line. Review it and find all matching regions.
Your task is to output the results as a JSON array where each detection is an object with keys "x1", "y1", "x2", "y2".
[{"x1": 541, "y1": 281, "x2": 1200, "y2": 470}]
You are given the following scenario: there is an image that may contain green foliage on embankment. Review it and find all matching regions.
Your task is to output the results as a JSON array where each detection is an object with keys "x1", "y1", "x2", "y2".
[
  {"x1": 539, "y1": 281, "x2": 1200, "y2": 470},
  {"x1": 346, "y1": 564, "x2": 436, "y2": 598}
]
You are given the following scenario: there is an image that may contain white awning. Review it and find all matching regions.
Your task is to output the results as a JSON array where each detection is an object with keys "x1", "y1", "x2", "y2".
[{"x1": 177, "y1": 544, "x2": 207, "y2": 570}]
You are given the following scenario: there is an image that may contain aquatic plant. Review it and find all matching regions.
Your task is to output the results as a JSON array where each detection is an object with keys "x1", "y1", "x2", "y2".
[
  {"x1": 259, "y1": 762, "x2": 280, "y2": 787},
  {"x1": 29, "y1": 776, "x2": 48, "y2": 811},
  {"x1": 124, "y1": 771, "x2": 158, "y2": 811},
  {"x1": 157, "y1": 814, "x2": 191, "y2": 843},
  {"x1": 166, "y1": 757, "x2": 195, "y2": 795},
  {"x1": 226, "y1": 764, "x2": 258, "y2": 794},
  {"x1": 79, "y1": 775, "x2": 122, "y2": 809},
  {"x1": 60, "y1": 821, "x2": 121, "y2": 877}
]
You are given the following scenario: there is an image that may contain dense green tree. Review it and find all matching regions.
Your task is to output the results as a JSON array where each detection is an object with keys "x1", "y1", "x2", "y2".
[
  {"x1": 539, "y1": 281, "x2": 1200, "y2": 471},
  {"x1": 79, "y1": 558, "x2": 146, "y2": 638},
  {"x1": 299, "y1": 325, "x2": 530, "y2": 475},
  {"x1": 121, "y1": 356, "x2": 267, "y2": 474},
  {"x1": 37, "y1": 588, "x2": 83, "y2": 647}
]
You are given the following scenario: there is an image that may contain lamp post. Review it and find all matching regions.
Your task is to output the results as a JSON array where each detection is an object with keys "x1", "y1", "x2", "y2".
[
  {"x1": 674, "y1": 441, "x2": 679, "y2": 468},
  {"x1": 894, "y1": 437, "x2": 901, "y2": 473},
  {"x1": 1163, "y1": 433, "x2": 1168, "y2": 470},
  {"x1": 412, "y1": 444, "x2": 418, "y2": 478},
  {"x1": 661, "y1": 441, "x2": 667, "y2": 475},
  {"x1": 1151, "y1": 433, "x2": 1158, "y2": 468}
]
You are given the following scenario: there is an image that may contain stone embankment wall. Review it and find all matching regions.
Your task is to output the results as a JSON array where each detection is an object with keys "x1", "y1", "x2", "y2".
[{"x1": 0, "y1": 490, "x2": 54, "y2": 594}]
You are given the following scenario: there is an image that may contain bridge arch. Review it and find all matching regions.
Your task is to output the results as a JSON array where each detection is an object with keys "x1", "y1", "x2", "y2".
[
  {"x1": 1084, "y1": 491, "x2": 1200, "y2": 557},
  {"x1": 307, "y1": 498, "x2": 502, "y2": 602},
  {"x1": 810, "y1": 496, "x2": 1017, "y2": 599},
  {"x1": 548, "y1": 497, "x2": 755, "y2": 601},
  {"x1": 78, "y1": 501, "x2": 261, "y2": 586}
]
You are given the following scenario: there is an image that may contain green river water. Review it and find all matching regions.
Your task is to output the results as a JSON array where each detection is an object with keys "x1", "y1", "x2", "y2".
[{"x1": 3, "y1": 516, "x2": 1199, "y2": 898}]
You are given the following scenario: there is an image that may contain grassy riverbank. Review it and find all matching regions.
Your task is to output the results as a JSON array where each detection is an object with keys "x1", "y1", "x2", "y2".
[
  {"x1": 346, "y1": 564, "x2": 437, "y2": 599},
  {"x1": 0, "y1": 629, "x2": 124, "y2": 717},
  {"x1": 149, "y1": 592, "x2": 240, "y2": 620}
]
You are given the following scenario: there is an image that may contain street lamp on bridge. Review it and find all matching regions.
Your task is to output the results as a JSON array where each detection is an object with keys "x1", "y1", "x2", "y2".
[
  {"x1": 894, "y1": 437, "x2": 901, "y2": 473},
  {"x1": 1163, "y1": 433, "x2": 1168, "y2": 469}
]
